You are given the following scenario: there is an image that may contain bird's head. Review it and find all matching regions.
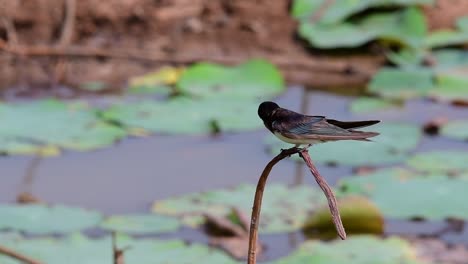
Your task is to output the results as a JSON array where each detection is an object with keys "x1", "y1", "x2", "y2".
[{"x1": 258, "y1": 101, "x2": 280, "y2": 121}]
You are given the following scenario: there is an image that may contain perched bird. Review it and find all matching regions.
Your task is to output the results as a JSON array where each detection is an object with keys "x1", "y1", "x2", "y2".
[{"x1": 258, "y1": 101, "x2": 380, "y2": 147}]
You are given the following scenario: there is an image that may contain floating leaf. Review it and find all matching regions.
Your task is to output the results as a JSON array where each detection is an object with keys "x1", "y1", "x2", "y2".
[
  {"x1": 350, "y1": 97, "x2": 400, "y2": 113},
  {"x1": 441, "y1": 120, "x2": 468, "y2": 141},
  {"x1": 340, "y1": 168, "x2": 468, "y2": 220},
  {"x1": 298, "y1": 8, "x2": 426, "y2": 48},
  {"x1": 102, "y1": 97, "x2": 262, "y2": 135},
  {"x1": 128, "y1": 66, "x2": 184, "y2": 95},
  {"x1": 425, "y1": 16, "x2": 468, "y2": 48},
  {"x1": 0, "y1": 204, "x2": 102, "y2": 234},
  {"x1": 267, "y1": 123, "x2": 421, "y2": 166},
  {"x1": 292, "y1": 0, "x2": 433, "y2": 24},
  {"x1": 0, "y1": 234, "x2": 237, "y2": 264},
  {"x1": 177, "y1": 59, "x2": 284, "y2": 100},
  {"x1": 152, "y1": 183, "x2": 327, "y2": 233},
  {"x1": 407, "y1": 151, "x2": 468, "y2": 173},
  {"x1": 429, "y1": 74, "x2": 468, "y2": 102},
  {"x1": 368, "y1": 68, "x2": 434, "y2": 99},
  {"x1": 0, "y1": 99, "x2": 126, "y2": 155},
  {"x1": 100, "y1": 214, "x2": 181, "y2": 234},
  {"x1": 303, "y1": 196, "x2": 384, "y2": 239},
  {"x1": 291, "y1": 0, "x2": 324, "y2": 20},
  {"x1": 274, "y1": 235, "x2": 422, "y2": 264}
]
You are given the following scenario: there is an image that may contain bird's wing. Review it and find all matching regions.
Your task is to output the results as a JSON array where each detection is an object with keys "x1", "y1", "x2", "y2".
[{"x1": 273, "y1": 116, "x2": 377, "y2": 140}]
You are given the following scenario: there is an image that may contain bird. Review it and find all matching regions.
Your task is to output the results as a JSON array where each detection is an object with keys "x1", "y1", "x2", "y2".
[{"x1": 258, "y1": 101, "x2": 380, "y2": 147}]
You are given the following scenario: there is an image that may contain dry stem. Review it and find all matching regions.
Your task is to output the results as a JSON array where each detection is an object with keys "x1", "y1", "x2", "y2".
[
  {"x1": 0, "y1": 245, "x2": 43, "y2": 264},
  {"x1": 247, "y1": 147, "x2": 346, "y2": 264}
]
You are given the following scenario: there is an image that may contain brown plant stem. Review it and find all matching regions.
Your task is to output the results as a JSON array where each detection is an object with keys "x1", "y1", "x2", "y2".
[
  {"x1": 247, "y1": 147, "x2": 300, "y2": 264},
  {"x1": 248, "y1": 147, "x2": 346, "y2": 264},
  {"x1": 0, "y1": 245, "x2": 43, "y2": 264},
  {"x1": 299, "y1": 149, "x2": 346, "y2": 240}
]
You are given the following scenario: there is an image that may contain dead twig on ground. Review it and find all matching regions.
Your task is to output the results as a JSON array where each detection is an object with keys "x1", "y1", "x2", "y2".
[
  {"x1": 0, "y1": 245, "x2": 43, "y2": 264},
  {"x1": 247, "y1": 147, "x2": 345, "y2": 264}
]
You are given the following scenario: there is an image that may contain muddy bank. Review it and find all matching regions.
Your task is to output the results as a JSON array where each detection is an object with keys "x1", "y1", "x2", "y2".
[{"x1": 0, "y1": 0, "x2": 465, "y2": 96}]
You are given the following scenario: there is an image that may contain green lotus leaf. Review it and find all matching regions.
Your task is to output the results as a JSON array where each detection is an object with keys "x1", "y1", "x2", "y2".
[
  {"x1": 274, "y1": 235, "x2": 422, "y2": 264},
  {"x1": 339, "y1": 167, "x2": 468, "y2": 220},
  {"x1": 100, "y1": 214, "x2": 181, "y2": 234},
  {"x1": 407, "y1": 151, "x2": 468, "y2": 173},
  {"x1": 0, "y1": 204, "x2": 102, "y2": 234},
  {"x1": 177, "y1": 59, "x2": 284, "y2": 100},
  {"x1": 152, "y1": 183, "x2": 327, "y2": 233}
]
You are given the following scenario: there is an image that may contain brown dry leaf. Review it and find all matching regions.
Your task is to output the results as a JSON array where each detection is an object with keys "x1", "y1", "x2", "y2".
[
  {"x1": 423, "y1": 117, "x2": 449, "y2": 136},
  {"x1": 204, "y1": 208, "x2": 262, "y2": 260}
]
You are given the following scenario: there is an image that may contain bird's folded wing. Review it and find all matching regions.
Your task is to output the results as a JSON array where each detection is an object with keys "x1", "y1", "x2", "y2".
[{"x1": 273, "y1": 118, "x2": 378, "y2": 140}]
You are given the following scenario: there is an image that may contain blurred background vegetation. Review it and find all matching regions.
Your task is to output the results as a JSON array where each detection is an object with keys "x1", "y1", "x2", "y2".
[{"x1": 0, "y1": 0, "x2": 468, "y2": 263}]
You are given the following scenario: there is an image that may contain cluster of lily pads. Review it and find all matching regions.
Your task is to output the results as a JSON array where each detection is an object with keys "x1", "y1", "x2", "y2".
[
  {"x1": 0, "y1": 59, "x2": 284, "y2": 156},
  {"x1": 292, "y1": 0, "x2": 468, "y2": 107},
  {"x1": 0, "y1": 172, "x2": 457, "y2": 264}
]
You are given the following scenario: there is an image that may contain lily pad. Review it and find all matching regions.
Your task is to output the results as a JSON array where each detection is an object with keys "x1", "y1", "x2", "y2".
[
  {"x1": 177, "y1": 59, "x2": 284, "y2": 100},
  {"x1": 429, "y1": 74, "x2": 468, "y2": 102},
  {"x1": 100, "y1": 214, "x2": 181, "y2": 234},
  {"x1": 292, "y1": 0, "x2": 433, "y2": 24},
  {"x1": 298, "y1": 8, "x2": 426, "y2": 49},
  {"x1": 407, "y1": 151, "x2": 468, "y2": 173},
  {"x1": 152, "y1": 183, "x2": 327, "y2": 233},
  {"x1": 441, "y1": 120, "x2": 468, "y2": 141},
  {"x1": 274, "y1": 235, "x2": 422, "y2": 264},
  {"x1": 0, "y1": 99, "x2": 126, "y2": 155},
  {"x1": 425, "y1": 16, "x2": 468, "y2": 48},
  {"x1": 0, "y1": 233, "x2": 237, "y2": 264},
  {"x1": 127, "y1": 66, "x2": 184, "y2": 95},
  {"x1": 350, "y1": 97, "x2": 400, "y2": 113},
  {"x1": 267, "y1": 122, "x2": 421, "y2": 166},
  {"x1": 303, "y1": 196, "x2": 384, "y2": 239},
  {"x1": 101, "y1": 97, "x2": 262, "y2": 135},
  {"x1": 0, "y1": 204, "x2": 102, "y2": 234},
  {"x1": 339, "y1": 167, "x2": 468, "y2": 220},
  {"x1": 368, "y1": 68, "x2": 434, "y2": 99}
]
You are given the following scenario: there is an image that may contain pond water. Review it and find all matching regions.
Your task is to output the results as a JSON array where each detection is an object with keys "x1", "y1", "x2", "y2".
[{"x1": 1, "y1": 86, "x2": 467, "y2": 260}]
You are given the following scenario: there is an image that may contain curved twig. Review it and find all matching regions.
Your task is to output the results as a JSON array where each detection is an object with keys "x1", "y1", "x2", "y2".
[
  {"x1": 299, "y1": 149, "x2": 346, "y2": 240},
  {"x1": 247, "y1": 147, "x2": 300, "y2": 264},
  {"x1": 248, "y1": 147, "x2": 346, "y2": 264},
  {"x1": 0, "y1": 245, "x2": 43, "y2": 264}
]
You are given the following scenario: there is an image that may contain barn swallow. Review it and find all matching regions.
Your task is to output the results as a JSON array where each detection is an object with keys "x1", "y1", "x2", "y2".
[{"x1": 258, "y1": 101, "x2": 380, "y2": 146}]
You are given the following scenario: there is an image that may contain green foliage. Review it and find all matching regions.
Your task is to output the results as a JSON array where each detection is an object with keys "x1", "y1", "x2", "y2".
[
  {"x1": 368, "y1": 68, "x2": 434, "y2": 99},
  {"x1": 152, "y1": 183, "x2": 327, "y2": 233},
  {"x1": 100, "y1": 214, "x2": 181, "y2": 234},
  {"x1": 101, "y1": 97, "x2": 262, "y2": 135},
  {"x1": 177, "y1": 59, "x2": 284, "y2": 99},
  {"x1": 0, "y1": 99, "x2": 126, "y2": 155},
  {"x1": 407, "y1": 151, "x2": 468, "y2": 173},
  {"x1": 298, "y1": 8, "x2": 426, "y2": 48},
  {"x1": 274, "y1": 235, "x2": 422, "y2": 264},
  {"x1": 0, "y1": 234, "x2": 237, "y2": 264},
  {"x1": 350, "y1": 97, "x2": 400, "y2": 113},
  {"x1": 340, "y1": 167, "x2": 468, "y2": 220},
  {"x1": 441, "y1": 120, "x2": 468, "y2": 141},
  {"x1": 292, "y1": 0, "x2": 433, "y2": 23},
  {"x1": 0, "y1": 204, "x2": 102, "y2": 234},
  {"x1": 304, "y1": 196, "x2": 384, "y2": 238}
]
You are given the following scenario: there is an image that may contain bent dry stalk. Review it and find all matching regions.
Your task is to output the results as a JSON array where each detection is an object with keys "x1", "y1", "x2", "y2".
[{"x1": 247, "y1": 147, "x2": 346, "y2": 264}]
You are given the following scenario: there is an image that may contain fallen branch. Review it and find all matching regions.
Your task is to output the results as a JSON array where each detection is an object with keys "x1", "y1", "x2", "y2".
[
  {"x1": 0, "y1": 245, "x2": 43, "y2": 264},
  {"x1": 247, "y1": 147, "x2": 346, "y2": 264}
]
